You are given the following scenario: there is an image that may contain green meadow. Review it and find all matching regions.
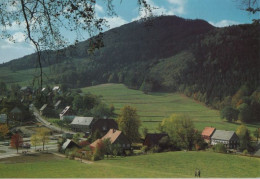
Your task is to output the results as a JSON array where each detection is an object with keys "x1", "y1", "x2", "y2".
[
  {"x1": 0, "y1": 67, "x2": 51, "y2": 87},
  {"x1": 0, "y1": 151, "x2": 259, "y2": 178},
  {"x1": 81, "y1": 83, "x2": 259, "y2": 133}
]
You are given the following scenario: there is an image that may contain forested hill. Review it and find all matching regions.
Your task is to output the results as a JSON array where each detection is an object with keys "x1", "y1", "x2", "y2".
[{"x1": 1, "y1": 16, "x2": 260, "y2": 123}]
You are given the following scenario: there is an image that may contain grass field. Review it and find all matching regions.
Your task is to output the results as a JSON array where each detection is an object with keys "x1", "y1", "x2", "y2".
[
  {"x1": 0, "y1": 66, "x2": 51, "y2": 87},
  {"x1": 81, "y1": 83, "x2": 259, "y2": 133},
  {"x1": 0, "y1": 151, "x2": 259, "y2": 178}
]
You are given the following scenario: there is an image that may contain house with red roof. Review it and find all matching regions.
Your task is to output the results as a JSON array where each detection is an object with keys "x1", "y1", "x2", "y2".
[
  {"x1": 201, "y1": 127, "x2": 216, "y2": 143},
  {"x1": 90, "y1": 129, "x2": 131, "y2": 150}
]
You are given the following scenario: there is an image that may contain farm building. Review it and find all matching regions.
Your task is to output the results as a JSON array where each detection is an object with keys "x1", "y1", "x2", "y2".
[
  {"x1": 91, "y1": 118, "x2": 118, "y2": 136},
  {"x1": 70, "y1": 116, "x2": 94, "y2": 133},
  {"x1": 143, "y1": 133, "x2": 168, "y2": 148},
  {"x1": 60, "y1": 106, "x2": 75, "y2": 121},
  {"x1": 201, "y1": 127, "x2": 216, "y2": 143},
  {"x1": 211, "y1": 130, "x2": 239, "y2": 149},
  {"x1": 90, "y1": 129, "x2": 131, "y2": 150}
]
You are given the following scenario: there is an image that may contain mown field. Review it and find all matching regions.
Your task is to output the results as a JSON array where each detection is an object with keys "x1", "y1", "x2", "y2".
[
  {"x1": 0, "y1": 151, "x2": 259, "y2": 178},
  {"x1": 81, "y1": 83, "x2": 259, "y2": 133}
]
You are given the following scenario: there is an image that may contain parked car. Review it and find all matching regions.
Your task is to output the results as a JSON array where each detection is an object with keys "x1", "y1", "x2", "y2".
[
  {"x1": 3, "y1": 141, "x2": 9, "y2": 146},
  {"x1": 22, "y1": 143, "x2": 31, "y2": 149}
]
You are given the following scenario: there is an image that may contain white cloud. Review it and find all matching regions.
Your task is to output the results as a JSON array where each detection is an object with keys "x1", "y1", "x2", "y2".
[
  {"x1": 0, "y1": 39, "x2": 34, "y2": 63},
  {"x1": 95, "y1": 4, "x2": 104, "y2": 14},
  {"x1": 104, "y1": 16, "x2": 128, "y2": 29},
  {"x1": 131, "y1": 0, "x2": 185, "y2": 22},
  {"x1": 167, "y1": 0, "x2": 187, "y2": 14},
  {"x1": 209, "y1": 20, "x2": 240, "y2": 27}
]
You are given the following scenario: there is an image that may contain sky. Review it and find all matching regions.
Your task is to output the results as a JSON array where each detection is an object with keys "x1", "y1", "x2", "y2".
[{"x1": 0, "y1": 0, "x2": 259, "y2": 63}]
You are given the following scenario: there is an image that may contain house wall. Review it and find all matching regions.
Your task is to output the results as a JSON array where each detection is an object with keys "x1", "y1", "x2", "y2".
[
  {"x1": 71, "y1": 124, "x2": 90, "y2": 133},
  {"x1": 211, "y1": 139, "x2": 239, "y2": 149}
]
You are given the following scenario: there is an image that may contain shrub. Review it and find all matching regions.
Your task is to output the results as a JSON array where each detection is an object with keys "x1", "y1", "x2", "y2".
[
  {"x1": 213, "y1": 143, "x2": 227, "y2": 153},
  {"x1": 125, "y1": 150, "x2": 133, "y2": 156},
  {"x1": 243, "y1": 149, "x2": 248, "y2": 155},
  {"x1": 141, "y1": 146, "x2": 148, "y2": 153},
  {"x1": 149, "y1": 146, "x2": 160, "y2": 153}
]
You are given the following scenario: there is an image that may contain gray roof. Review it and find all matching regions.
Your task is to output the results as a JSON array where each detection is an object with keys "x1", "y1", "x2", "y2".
[
  {"x1": 60, "y1": 106, "x2": 70, "y2": 116},
  {"x1": 10, "y1": 107, "x2": 22, "y2": 113},
  {"x1": 54, "y1": 100, "x2": 61, "y2": 107},
  {"x1": 70, "y1": 116, "x2": 94, "y2": 126},
  {"x1": 62, "y1": 139, "x2": 72, "y2": 150},
  {"x1": 211, "y1": 130, "x2": 237, "y2": 141},
  {"x1": 0, "y1": 114, "x2": 7, "y2": 123},
  {"x1": 40, "y1": 104, "x2": 48, "y2": 111}
]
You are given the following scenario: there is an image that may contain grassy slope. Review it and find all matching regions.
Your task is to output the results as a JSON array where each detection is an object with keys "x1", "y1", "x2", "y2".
[
  {"x1": 0, "y1": 66, "x2": 52, "y2": 87},
  {"x1": 81, "y1": 83, "x2": 259, "y2": 132},
  {"x1": 0, "y1": 151, "x2": 259, "y2": 178}
]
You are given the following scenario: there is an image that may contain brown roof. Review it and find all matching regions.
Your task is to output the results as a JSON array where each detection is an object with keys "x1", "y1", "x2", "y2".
[
  {"x1": 90, "y1": 129, "x2": 122, "y2": 148},
  {"x1": 201, "y1": 127, "x2": 216, "y2": 137}
]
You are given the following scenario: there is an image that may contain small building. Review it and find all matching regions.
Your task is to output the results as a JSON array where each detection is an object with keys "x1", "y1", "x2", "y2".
[
  {"x1": 211, "y1": 130, "x2": 240, "y2": 149},
  {"x1": 54, "y1": 100, "x2": 62, "y2": 110},
  {"x1": 0, "y1": 114, "x2": 7, "y2": 124},
  {"x1": 90, "y1": 129, "x2": 131, "y2": 150},
  {"x1": 62, "y1": 139, "x2": 79, "y2": 150},
  {"x1": 40, "y1": 104, "x2": 48, "y2": 116},
  {"x1": 10, "y1": 107, "x2": 23, "y2": 121},
  {"x1": 143, "y1": 133, "x2": 168, "y2": 148},
  {"x1": 91, "y1": 118, "x2": 118, "y2": 136},
  {"x1": 201, "y1": 127, "x2": 216, "y2": 143},
  {"x1": 60, "y1": 106, "x2": 75, "y2": 121},
  {"x1": 70, "y1": 116, "x2": 94, "y2": 133}
]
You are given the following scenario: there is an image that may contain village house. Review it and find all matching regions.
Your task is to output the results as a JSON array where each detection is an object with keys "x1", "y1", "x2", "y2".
[
  {"x1": 211, "y1": 130, "x2": 240, "y2": 149},
  {"x1": 201, "y1": 127, "x2": 216, "y2": 143},
  {"x1": 60, "y1": 106, "x2": 75, "y2": 121},
  {"x1": 54, "y1": 100, "x2": 62, "y2": 110},
  {"x1": 91, "y1": 118, "x2": 118, "y2": 136},
  {"x1": 143, "y1": 133, "x2": 168, "y2": 148},
  {"x1": 62, "y1": 139, "x2": 80, "y2": 150},
  {"x1": 40, "y1": 104, "x2": 48, "y2": 116},
  {"x1": 70, "y1": 116, "x2": 94, "y2": 134},
  {"x1": 9, "y1": 106, "x2": 23, "y2": 122},
  {"x1": 90, "y1": 129, "x2": 131, "y2": 150}
]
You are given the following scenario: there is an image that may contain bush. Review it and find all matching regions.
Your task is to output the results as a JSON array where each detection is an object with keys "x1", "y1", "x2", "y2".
[
  {"x1": 243, "y1": 149, "x2": 248, "y2": 155},
  {"x1": 125, "y1": 150, "x2": 133, "y2": 156},
  {"x1": 141, "y1": 146, "x2": 148, "y2": 153},
  {"x1": 213, "y1": 143, "x2": 227, "y2": 153},
  {"x1": 149, "y1": 146, "x2": 160, "y2": 153}
]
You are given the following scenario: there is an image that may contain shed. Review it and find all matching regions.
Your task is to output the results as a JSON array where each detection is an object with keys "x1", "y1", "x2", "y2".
[{"x1": 62, "y1": 139, "x2": 79, "y2": 150}]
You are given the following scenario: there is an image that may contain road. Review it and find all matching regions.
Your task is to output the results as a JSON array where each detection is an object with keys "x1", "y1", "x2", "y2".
[
  {"x1": 31, "y1": 105, "x2": 74, "y2": 134},
  {"x1": 0, "y1": 140, "x2": 58, "y2": 159}
]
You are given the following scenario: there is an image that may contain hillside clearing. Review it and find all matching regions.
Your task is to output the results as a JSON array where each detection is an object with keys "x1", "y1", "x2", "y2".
[{"x1": 81, "y1": 84, "x2": 259, "y2": 132}]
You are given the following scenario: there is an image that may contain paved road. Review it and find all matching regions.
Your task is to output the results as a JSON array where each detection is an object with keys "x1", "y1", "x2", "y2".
[
  {"x1": 32, "y1": 105, "x2": 74, "y2": 134},
  {"x1": 0, "y1": 140, "x2": 58, "y2": 159}
]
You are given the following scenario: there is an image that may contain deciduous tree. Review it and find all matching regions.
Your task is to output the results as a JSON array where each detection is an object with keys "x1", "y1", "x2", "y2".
[
  {"x1": 117, "y1": 105, "x2": 141, "y2": 143},
  {"x1": 31, "y1": 134, "x2": 40, "y2": 151},
  {"x1": 0, "y1": 124, "x2": 9, "y2": 139},
  {"x1": 10, "y1": 133, "x2": 23, "y2": 153},
  {"x1": 220, "y1": 106, "x2": 239, "y2": 122},
  {"x1": 160, "y1": 114, "x2": 196, "y2": 150},
  {"x1": 236, "y1": 125, "x2": 252, "y2": 152},
  {"x1": 36, "y1": 128, "x2": 50, "y2": 150}
]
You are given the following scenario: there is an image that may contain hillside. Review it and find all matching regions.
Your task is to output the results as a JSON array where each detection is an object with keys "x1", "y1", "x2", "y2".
[
  {"x1": 0, "y1": 15, "x2": 259, "y2": 122},
  {"x1": 81, "y1": 84, "x2": 259, "y2": 133}
]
